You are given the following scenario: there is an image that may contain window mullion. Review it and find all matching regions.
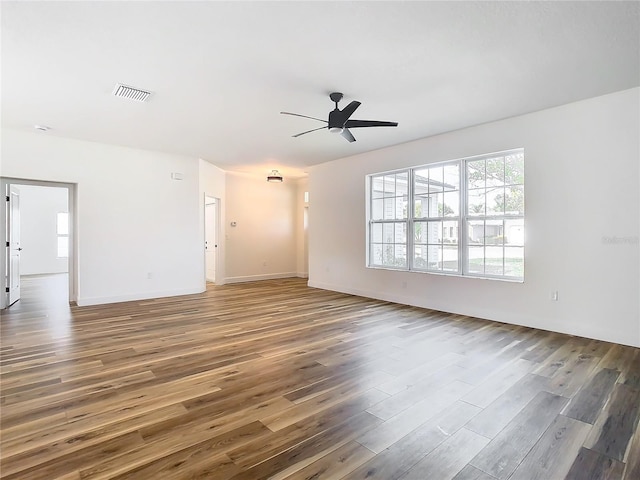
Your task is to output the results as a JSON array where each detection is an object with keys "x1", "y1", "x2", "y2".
[
  {"x1": 408, "y1": 168, "x2": 414, "y2": 271},
  {"x1": 460, "y1": 159, "x2": 468, "y2": 275}
]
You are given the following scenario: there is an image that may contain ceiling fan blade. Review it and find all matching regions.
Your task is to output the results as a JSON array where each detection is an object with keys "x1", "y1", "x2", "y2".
[
  {"x1": 344, "y1": 119, "x2": 398, "y2": 128},
  {"x1": 280, "y1": 112, "x2": 328, "y2": 123},
  {"x1": 293, "y1": 126, "x2": 327, "y2": 137},
  {"x1": 341, "y1": 128, "x2": 356, "y2": 143},
  {"x1": 339, "y1": 101, "x2": 361, "y2": 122}
]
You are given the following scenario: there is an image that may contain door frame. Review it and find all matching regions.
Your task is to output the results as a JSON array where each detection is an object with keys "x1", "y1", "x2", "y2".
[
  {"x1": 203, "y1": 194, "x2": 220, "y2": 285},
  {"x1": 1, "y1": 177, "x2": 78, "y2": 309}
]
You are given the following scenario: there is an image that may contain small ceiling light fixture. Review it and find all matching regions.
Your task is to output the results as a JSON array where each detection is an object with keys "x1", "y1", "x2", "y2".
[
  {"x1": 34, "y1": 125, "x2": 51, "y2": 132},
  {"x1": 267, "y1": 169, "x2": 283, "y2": 182}
]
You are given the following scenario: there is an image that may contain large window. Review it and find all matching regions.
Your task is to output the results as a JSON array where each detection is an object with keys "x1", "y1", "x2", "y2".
[{"x1": 368, "y1": 149, "x2": 524, "y2": 280}]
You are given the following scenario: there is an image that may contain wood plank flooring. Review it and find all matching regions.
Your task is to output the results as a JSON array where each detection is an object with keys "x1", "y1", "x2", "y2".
[{"x1": 1, "y1": 275, "x2": 639, "y2": 480}]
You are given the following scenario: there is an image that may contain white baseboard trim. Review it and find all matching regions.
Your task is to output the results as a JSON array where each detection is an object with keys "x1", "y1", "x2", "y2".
[
  {"x1": 307, "y1": 280, "x2": 640, "y2": 349},
  {"x1": 225, "y1": 272, "x2": 299, "y2": 284},
  {"x1": 77, "y1": 286, "x2": 205, "y2": 306}
]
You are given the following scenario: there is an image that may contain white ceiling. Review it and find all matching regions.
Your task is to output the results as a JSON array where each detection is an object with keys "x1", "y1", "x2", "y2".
[{"x1": 2, "y1": 1, "x2": 638, "y2": 178}]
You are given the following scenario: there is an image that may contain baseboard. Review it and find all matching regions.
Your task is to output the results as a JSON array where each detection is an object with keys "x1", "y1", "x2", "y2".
[
  {"x1": 225, "y1": 272, "x2": 299, "y2": 284},
  {"x1": 77, "y1": 286, "x2": 205, "y2": 306},
  {"x1": 307, "y1": 280, "x2": 640, "y2": 348}
]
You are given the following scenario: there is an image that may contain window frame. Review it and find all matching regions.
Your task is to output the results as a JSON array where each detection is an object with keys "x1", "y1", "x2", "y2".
[{"x1": 367, "y1": 148, "x2": 524, "y2": 281}]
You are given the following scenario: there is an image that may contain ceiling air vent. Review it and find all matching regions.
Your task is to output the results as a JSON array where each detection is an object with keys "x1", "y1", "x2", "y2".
[{"x1": 112, "y1": 83, "x2": 152, "y2": 102}]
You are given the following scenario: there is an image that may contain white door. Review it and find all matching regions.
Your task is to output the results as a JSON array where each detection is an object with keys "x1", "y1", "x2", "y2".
[
  {"x1": 8, "y1": 185, "x2": 21, "y2": 305},
  {"x1": 205, "y1": 200, "x2": 217, "y2": 282}
]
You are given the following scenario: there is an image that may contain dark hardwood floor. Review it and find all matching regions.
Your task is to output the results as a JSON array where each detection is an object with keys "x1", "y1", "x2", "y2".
[{"x1": 1, "y1": 275, "x2": 639, "y2": 479}]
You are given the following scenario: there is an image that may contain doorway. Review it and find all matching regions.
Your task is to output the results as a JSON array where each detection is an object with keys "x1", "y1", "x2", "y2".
[
  {"x1": 204, "y1": 196, "x2": 219, "y2": 283},
  {"x1": 1, "y1": 178, "x2": 77, "y2": 309}
]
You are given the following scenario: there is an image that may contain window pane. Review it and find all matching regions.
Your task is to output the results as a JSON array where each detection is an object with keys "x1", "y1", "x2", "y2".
[
  {"x1": 468, "y1": 246, "x2": 484, "y2": 274},
  {"x1": 371, "y1": 244, "x2": 383, "y2": 265},
  {"x1": 414, "y1": 169, "x2": 430, "y2": 195},
  {"x1": 443, "y1": 221, "x2": 458, "y2": 245},
  {"x1": 467, "y1": 160, "x2": 485, "y2": 189},
  {"x1": 467, "y1": 189, "x2": 485, "y2": 216},
  {"x1": 415, "y1": 195, "x2": 428, "y2": 218},
  {"x1": 372, "y1": 177, "x2": 384, "y2": 199},
  {"x1": 395, "y1": 223, "x2": 407, "y2": 244},
  {"x1": 57, "y1": 236, "x2": 69, "y2": 258},
  {"x1": 384, "y1": 175, "x2": 396, "y2": 196},
  {"x1": 505, "y1": 218, "x2": 524, "y2": 246},
  {"x1": 429, "y1": 245, "x2": 443, "y2": 270},
  {"x1": 395, "y1": 172, "x2": 408, "y2": 196},
  {"x1": 486, "y1": 156, "x2": 505, "y2": 187},
  {"x1": 395, "y1": 245, "x2": 407, "y2": 267},
  {"x1": 505, "y1": 153, "x2": 524, "y2": 185},
  {"x1": 422, "y1": 193, "x2": 442, "y2": 217},
  {"x1": 505, "y1": 247, "x2": 524, "y2": 278},
  {"x1": 57, "y1": 212, "x2": 69, "y2": 235},
  {"x1": 383, "y1": 198, "x2": 395, "y2": 219},
  {"x1": 443, "y1": 245, "x2": 458, "y2": 272},
  {"x1": 485, "y1": 219, "x2": 504, "y2": 245},
  {"x1": 414, "y1": 221, "x2": 427, "y2": 244},
  {"x1": 486, "y1": 187, "x2": 505, "y2": 215},
  {"x1": 468, "y1": 220, "x2": 484, "y2": 245},
  {"x1": 382, "y1": 244, "x2": 406, "y2": 268},
  {"x1": 443, "y1": 164, "x2": 459, "y2": 191},
  {"x1": 428, "y1": 192, "x2": 443, "y2": 218},
  {"x1": 428, "y1": 166, "x2": 444, "y2": 192},
  {"x1": 442, "y1": 191, "x2": 459, "y2": 217},
  {"x1": 371, "y1": 223, "x2": 382, "y2": 243},
  {"x1": 371, "y1": 199, "x2": 384, "y2": 220},
  {"x1": 383, "y1": 223, "x2": 394, "y2": 242},
  {"x1": 399, "y1": 195, "x2": 408, "y2": 219},
  {"x1": 414, "y1": 245, "x2": 428, "y2": 269},
  {"x1": 382, "y1": 245, "x2": 395, "y2": 266},
  {"x1": 485, "y1": 246, "x2": 504, "y2": 276},
  {"x1": 504, "y1": 186, "x2": 524, "y2": 215},
  {"x1": 427, "y1": 221, "x2": 442, "y2": 244}
]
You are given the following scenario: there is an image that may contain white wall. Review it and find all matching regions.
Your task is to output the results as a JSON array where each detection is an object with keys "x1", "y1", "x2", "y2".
[
  {"x1": 225, "y1": 172, "x2": 297, "y2": 282},
  {"x1": 309, "y1": 88, "x2": 640, "y2": 347},
  {"x1": 17, "y1": 185, "x2": 69, "y2": 275},
  {"x1": 1, "y1": 130, "x2": 204, "y2": 305},
  {"x1": 198, "y1": 158, "x2": 226, "y2": 284}
]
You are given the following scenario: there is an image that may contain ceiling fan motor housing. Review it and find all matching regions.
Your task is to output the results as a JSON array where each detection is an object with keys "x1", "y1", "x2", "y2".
[{"x1": 328, "y1": 109, "x2": 344, "y2": 131}]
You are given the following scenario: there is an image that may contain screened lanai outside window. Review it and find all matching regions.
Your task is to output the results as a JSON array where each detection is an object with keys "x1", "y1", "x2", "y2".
[{"x1": 369, "y1": 171, "x2": 408, "y2": 268}]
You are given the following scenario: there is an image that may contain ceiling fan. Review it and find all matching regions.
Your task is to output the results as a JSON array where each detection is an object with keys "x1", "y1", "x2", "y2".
[{"x1": 281, "y1": 92, "x2": 398, "y2": 143}]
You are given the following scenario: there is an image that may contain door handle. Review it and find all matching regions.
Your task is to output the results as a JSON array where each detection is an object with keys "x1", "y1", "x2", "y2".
[{"x1": 17, "y1": 248, "x2": 23, "y2": 251}]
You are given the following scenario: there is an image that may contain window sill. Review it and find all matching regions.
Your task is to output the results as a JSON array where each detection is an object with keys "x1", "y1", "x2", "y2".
[{"x1": 366, "y1": 265, "x2": 524, "y2": 283}]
